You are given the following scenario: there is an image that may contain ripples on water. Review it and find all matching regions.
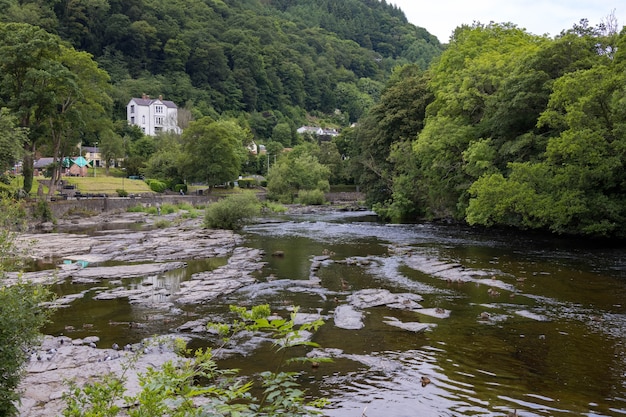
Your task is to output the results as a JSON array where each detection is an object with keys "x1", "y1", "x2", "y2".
[
  {"x1": 45, "y1": 210, "x2": 626, "y2": 416},
  {"x1": 244, "y1": 212, "x2": 626, "y2": 416}
]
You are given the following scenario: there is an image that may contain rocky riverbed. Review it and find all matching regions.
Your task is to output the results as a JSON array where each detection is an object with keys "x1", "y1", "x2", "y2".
[
  {"x1": 13, "y1": 206, "x2": 445, "y2": 417},
  {"x1": 12, "y1": 210, "x2": 266, "y2": 416}
]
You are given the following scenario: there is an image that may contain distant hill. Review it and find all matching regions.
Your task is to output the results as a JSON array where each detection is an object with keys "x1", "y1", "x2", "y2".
[{"x1": 0, "y1": 0, "x2": 443, "y2": 133}]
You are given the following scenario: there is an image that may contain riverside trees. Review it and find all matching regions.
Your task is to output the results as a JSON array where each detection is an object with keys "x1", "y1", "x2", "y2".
[
  {"x1": 357, "y1": 20, "x2": 626, "y2": 237},
  {"x1": 0, "y1": 22, "x2": 113, "y2": 195}
]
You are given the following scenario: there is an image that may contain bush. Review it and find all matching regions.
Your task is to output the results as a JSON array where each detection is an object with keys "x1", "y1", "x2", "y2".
[
  {"x1": 237, "y1": 178, "x2": 257, "y2": 189},
  {"x1": 146, "y1": 179, "x2": 167, "y2": 193},
  {"x1": 173, "y1": 184, "x2": 187, "y2": 194},
  {"x1": 61, "y1": 305, "x2": 329, "y2": 417},
  {"x1": 204, "y1": 192, "x2": 260, "y2": 230},
  {"x1": 33, "y1": 199, "x2": 54, "y2": 222},
  {"x1": 0, "y1": 198, "x2": 53, "y2": 416},
  {"x1": 116, "y1": 189, "x2": 128, "y2": 197},
  {"x1": 297, "y1": 189, "x2": 326, "y2": 205}
]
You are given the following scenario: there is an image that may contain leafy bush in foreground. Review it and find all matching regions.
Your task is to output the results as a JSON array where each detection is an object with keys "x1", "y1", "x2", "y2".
[
  {"x1": 204, "y1": 192, "x2": 260, "y2": 230},
  {"x1": 0, "y1": 197, "x2": 52, "y2": 416},
  {"x1": 61, "y1": 305, "x2": 329, "y2": 416}
]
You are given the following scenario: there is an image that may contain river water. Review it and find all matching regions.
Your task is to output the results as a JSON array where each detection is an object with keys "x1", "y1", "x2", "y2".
[{"x1": 43, "y1": 210, "x2": 626, "y2": 416}]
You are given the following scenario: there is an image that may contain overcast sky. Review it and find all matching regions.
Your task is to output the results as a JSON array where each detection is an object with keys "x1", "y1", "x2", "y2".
[{"x1": 390, "y1": 1, "x2": 624, "y2": 43}]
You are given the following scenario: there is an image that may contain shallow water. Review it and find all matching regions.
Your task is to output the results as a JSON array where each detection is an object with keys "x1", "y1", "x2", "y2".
[{"x1": 43, "y1": 211, "x2": 626, "y2": 416}]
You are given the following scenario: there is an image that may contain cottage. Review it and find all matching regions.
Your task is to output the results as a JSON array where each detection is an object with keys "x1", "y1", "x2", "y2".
[{"x1": 127, "y1": 95, "x2": 181, "y2": 136}]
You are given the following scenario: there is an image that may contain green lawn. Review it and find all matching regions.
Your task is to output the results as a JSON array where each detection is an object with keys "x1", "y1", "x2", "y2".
[{"x1": 64, "y1": 176, "x2": 152, "y2": 194}]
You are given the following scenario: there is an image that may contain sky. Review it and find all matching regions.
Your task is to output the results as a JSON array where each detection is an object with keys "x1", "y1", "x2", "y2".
[{"x1": 390, "y1": 0, "x2": 625, "y2": 43}]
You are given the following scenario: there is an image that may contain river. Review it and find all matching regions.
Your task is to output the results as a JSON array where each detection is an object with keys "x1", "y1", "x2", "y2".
[{"x1": 43, "y1": 209, "x2": 626, "y2": 416}]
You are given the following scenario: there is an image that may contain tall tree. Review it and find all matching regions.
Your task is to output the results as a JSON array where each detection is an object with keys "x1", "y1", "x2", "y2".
[
  {"x1": 181, "y1": 118, "x2": 248, "y2": 187},
  {"x1": 0, "y1": 23, "x2": 62, "y2": 194}
]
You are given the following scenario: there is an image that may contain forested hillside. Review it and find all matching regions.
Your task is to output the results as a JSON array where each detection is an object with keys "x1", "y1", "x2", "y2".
[{"x1": 0, "y1": 0, "x2": 442, "y2": 124}]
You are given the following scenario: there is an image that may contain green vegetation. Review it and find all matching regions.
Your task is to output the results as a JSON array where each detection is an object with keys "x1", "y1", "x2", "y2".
[
  {"x1": 204, "y1": 192, "x2": 261, "y2": 231},
  {"x1": 346, "y1": 20, "x2": 626, "y2": 237},
  {"x1": 0, "y1": 0, "x2": 624, "y2": 237},
  {"x1": 0, "y1": 197, "x2": 52, "y2": 416},
  {"x1": 61, "y1": 305, "x2": 328, "y2": 416}
]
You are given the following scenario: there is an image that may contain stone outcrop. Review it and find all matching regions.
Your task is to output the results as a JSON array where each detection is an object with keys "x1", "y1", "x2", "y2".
[{"x1": 18, "y1": 335, "x2": 183, "y2": 417}]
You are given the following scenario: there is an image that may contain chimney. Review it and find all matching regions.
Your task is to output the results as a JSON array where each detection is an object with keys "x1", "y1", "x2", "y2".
[{"x1": 159, "y1": 95, "x2": 163, "y2": 100}]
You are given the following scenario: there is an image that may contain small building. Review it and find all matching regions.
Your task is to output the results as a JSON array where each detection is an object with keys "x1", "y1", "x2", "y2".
[
  {"x1": 127, "y1": 94, "x2": 181, "y2": 136},
  {"x1": 83, "y1": 146, "x2": 102, "y2": 168},
  {"x1": 296, "y1": 126, "x2": 339, "y2": 142}
]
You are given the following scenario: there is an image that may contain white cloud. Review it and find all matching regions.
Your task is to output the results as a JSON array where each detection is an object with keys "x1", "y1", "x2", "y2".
[{"x1": 390, "y1": 0, "x2": 624, "y2": 42}]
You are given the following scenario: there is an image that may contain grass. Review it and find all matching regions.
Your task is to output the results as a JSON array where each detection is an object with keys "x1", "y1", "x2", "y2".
[{"x1": 64, "y1": 175, "x2": 152, "y2": 195}]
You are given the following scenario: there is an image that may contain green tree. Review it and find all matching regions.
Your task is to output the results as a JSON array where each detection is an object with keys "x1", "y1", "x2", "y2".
[
  {"x1": 45, "y1": 44, "x2": 112, "y2": 193},
  {"x1": 0, "y1": 23, "x2": 63, "y2": 194},
  {"x1": 181, "y1": 118, "x2": 247, "y2": 187},
  {"x1": 0, "y1": 109, "x2": 27, "y2": 176},
  {"x1": 143, "y1": 133, "x2": 184, "y2": 186},
  {"x1": 267, "y1": 148, "x2": 330, "y2": 203}
]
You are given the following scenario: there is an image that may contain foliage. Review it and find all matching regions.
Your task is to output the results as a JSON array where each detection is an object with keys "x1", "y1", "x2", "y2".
[
  {"x1": 0, "y1": 22, "x2": 112, "y2": 195},
  {"x1": 297, "y1": 189, "x2": 326, "y2": 205},
  {"x1": 33, "y1": 199, "x2": 54, "y2": 223},
  {"x1": 0, "y1": 197, "x2": 53, "y2": 416},
  {"x1": 354, "y1": 19, "x2": 626, "y2": 236},
  {"x1": 204, "y1": 192, "x2": 261, "y2": 230},
  {"x1": 0, "y1": 109, "x2": 27, "y2": 174},
  {"x1": 237, "y1": 178, "x2": 258, "y2": 189},
  {"x1": 116, "y1": 189, "x2": 128, "y2": 197},
  {"x1": 61, "y1": 305, "x2": 328, "y2": 416},
  {"x1": 267, "y1": 148, "x2": 331, "y2": 203},
  {"x1": 181, "y1": 118, "x2": 248, "y2": 188},
  {"x1": 146, "y1": 179, "x2": 167, "y2": 193},
  {"x1": 352, "y1": 64, "x2": 433, "y2": 210}
]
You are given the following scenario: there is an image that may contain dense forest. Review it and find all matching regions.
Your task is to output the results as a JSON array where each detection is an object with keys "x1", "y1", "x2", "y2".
[
  {"x1": 353, "y1": 17, "x2": 626, "y2": 237},
  {"x1": 1, "y1": 0, "x2": 626, "y2": 237},
  {"x1": 0, "y1": 0, "x2": 441, "y2": 120}
]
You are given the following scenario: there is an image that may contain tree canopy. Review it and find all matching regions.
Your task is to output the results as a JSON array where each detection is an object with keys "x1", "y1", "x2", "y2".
[{"x1": 356, "y1": 19, "x2": 626, "y2": 237}]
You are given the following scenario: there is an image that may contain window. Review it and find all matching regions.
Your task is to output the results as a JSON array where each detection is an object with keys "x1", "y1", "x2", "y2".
[
  {"x1": 130, "y1": 117, "x2": 135, "y2": 124},
  {"x1": 142, "y1": 115, "x2": 145, "y2": 124},
  {"x1": 155, "y1": 117, "x2": 163, "y2": 125},
  {"x1": 155, "y1": 105, "x2": 163, "y2": 113},
  {"x1": 130, "y1": 105, "x2": 135, "y2": 114}
]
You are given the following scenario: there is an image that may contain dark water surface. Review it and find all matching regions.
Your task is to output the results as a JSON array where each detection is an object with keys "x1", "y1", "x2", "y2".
[{"x1": 43, "y1": 211, "x2": 626, "y2": 416}]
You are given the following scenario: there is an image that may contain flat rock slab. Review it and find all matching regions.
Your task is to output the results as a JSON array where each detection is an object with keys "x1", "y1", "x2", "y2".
[
  {"x1": 347, "y1": 288, "x2": 423, "y2": 310},
  {"x1": 18, "y1": 335, "x2": 183, "y2": 417},
  {"x1": 334, "y1": 304, "x2": 364, "y2": 329},
  {"x1": 382, "y1": 317, "x2": 436, "y2": 333}
]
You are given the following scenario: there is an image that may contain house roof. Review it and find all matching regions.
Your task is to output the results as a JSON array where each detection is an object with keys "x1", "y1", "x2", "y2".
[
  {"x1": 34, "y1": 157, "x2": 54, "y2": 169},
  {"x1": 130, "y1": 97, "x2": 177, "y2": 108}
]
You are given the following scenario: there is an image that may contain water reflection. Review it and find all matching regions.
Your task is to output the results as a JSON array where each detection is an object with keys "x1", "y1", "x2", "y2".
[{"x1": 42, "y1": 211, "x2": 626, "y2": 416}]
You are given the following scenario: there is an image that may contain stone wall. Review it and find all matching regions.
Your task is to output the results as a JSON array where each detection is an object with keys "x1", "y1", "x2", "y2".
[
  {"x1": 41, "y1": 194, "x2": 220, "y2": 218},
  {"x1": 36, "y1": 191, "x2": 365, "y2": 218}
]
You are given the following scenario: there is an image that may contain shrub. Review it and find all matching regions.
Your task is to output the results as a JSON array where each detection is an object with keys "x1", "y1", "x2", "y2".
[
  {"x1": 33, "y1": 199, "x2": 54, "y2": 222},
  {"x1": 204, "y1": 192, "x2": 260, "y2": 230},
  {"x1": 146, "y1": 179, "x2": 167, "y2": 193},
  {"x1": 297, "y1": 189, "x2": 326, "y2": 205},
  {"x1": 61, "y1": 305, "x2": 329, "y2": 417},
  {"x1": 0, "y1": 198, "x2": 53, "y2": 416},
  {"x1": 173, "y1": 184, "x2": 187, "y2": 194},
  {"x1": 127, "y1": 204, "x2": 145, "y2": 213},
  {"x1": 116, "y1": 189, "x2": 128, "y2": 197},
  {"x1": 237, "y1": 178, "x2": 257, "y2": 189}
]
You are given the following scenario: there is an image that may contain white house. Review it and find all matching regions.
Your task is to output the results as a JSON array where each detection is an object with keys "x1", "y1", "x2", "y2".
[
  {"x1": 127, "y1": 95, "x2": 182, "y2": 136},
  {"x1": 296, "y1": 126, "x2": 339, "y2": 139}
]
